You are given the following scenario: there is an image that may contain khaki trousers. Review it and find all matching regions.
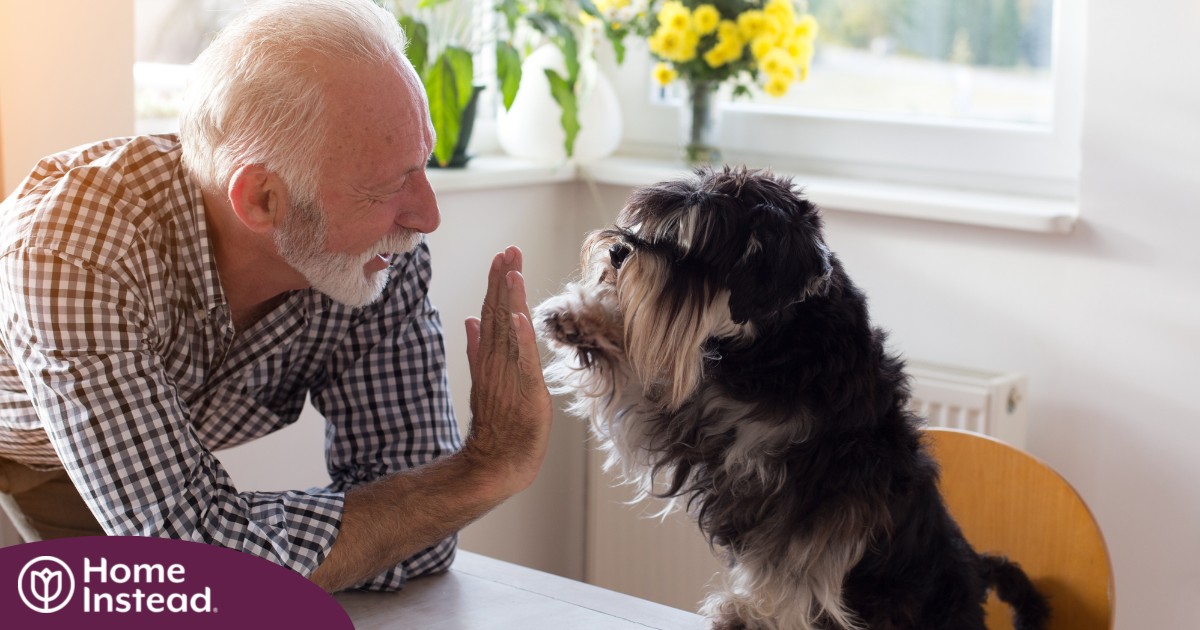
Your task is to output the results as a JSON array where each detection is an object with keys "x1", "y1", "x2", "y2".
[{"x1": 0, "y1": 457, "x2": 105, "y2": 541}]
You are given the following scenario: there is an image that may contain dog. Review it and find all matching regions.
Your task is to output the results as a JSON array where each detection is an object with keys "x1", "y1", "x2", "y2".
[{"x1": 534, "y1": 166, "x2": 1050, "y2": 630}]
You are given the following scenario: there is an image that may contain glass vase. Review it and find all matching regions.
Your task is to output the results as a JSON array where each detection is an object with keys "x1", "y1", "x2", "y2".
[{"x1": 680, "y1": 80, "x2": 722, "y2": 165}]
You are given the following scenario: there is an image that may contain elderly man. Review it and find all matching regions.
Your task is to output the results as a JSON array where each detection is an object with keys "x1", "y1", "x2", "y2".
[{"x1": 0, "y1": 0, "x2": 552, "y2": 593}]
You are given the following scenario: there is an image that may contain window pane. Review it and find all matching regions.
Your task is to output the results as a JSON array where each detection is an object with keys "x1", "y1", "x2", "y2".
[
  {"x1": 744, "y1": 0, "x2": 1056, "y2": 127},
  {"x1": 134, "y1": 0, "x2": 259, "y2": 134}
]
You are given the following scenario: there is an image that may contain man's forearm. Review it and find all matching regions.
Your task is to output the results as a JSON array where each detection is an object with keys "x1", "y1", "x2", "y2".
[
  {"x1": 309, "y1": 450, "x2": 504, "y2": 592},
  {"x1": 310, "y1": 248, "x2": 553, "y2": 592}
]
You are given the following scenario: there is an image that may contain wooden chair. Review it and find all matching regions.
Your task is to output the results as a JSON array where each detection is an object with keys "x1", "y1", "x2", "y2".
[{"x1": 925, "y1": 427, "x2": 1114, "y2": 630}]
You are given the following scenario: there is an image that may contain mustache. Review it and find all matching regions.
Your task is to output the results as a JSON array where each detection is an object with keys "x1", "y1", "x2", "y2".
[{"x1": 372, "y1": 230, "x2": 421, "y2": 257}]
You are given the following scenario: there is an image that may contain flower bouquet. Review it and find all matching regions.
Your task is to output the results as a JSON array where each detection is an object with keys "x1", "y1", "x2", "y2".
[{"x1": 586, "y1": 0, "x2": 818, "y2": 163}]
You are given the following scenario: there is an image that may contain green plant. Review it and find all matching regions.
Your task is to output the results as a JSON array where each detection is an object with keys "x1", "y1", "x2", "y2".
[
  {"x1": 390, "y1": 0, "x2": 481, "y2": 167},
  {"x1": 494, "y1": 0, "x2": 590, "y2": 158}
]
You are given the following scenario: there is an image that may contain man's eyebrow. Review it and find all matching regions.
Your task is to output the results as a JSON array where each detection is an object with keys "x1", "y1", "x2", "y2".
[{"x1": 359, "y1": 165, "x2": 423, "y2": 194}]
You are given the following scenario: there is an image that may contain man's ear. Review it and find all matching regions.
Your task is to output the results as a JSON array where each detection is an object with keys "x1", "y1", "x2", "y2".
[{"x1": 228, "y1": 164, "x2": 286, "y2": 234}]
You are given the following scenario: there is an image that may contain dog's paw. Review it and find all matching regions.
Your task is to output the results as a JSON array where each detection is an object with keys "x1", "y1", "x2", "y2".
[
  {"x1": 538, "y1": 308, "x2": 592, "y2": 348},
  {"x1": 710, "y1": 617, "x2": 749, "y2": 630}
]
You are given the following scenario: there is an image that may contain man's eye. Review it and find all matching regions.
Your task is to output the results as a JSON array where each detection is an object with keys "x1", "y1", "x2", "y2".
[{"x1": 609, "y1": 243, "x2": 631, "y2": 270}]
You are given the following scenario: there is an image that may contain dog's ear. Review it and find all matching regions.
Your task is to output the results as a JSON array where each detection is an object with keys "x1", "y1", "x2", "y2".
[{"x1": 726, "y1": 199, "x2": 832, "y2": 324}]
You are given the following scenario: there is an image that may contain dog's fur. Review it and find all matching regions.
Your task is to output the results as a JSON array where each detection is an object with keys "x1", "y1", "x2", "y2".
[{"x1": 534, "y1": 166, "x2": 1050, "y2": 630}]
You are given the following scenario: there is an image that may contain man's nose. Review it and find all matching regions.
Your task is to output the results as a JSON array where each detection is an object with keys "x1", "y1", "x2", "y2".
[{"x1": 398, "y1": 172, "x2": 440, "y2": 234}]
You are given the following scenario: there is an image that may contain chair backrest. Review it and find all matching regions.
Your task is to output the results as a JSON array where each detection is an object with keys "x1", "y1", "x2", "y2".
[{"x1": 924, "y1": 427, "x2": 1114, "y2": 630}]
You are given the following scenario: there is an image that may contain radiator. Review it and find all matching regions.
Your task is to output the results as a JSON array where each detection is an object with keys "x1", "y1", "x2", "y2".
[
  {"x1": 584, "y1": 360, "x2": 1030, "y2": 613},
  {"x1": 906, "y1": 359, "x2": 1029, "y2": 449}
]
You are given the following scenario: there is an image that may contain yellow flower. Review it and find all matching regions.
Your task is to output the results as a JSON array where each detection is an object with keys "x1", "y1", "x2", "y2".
[
  {"x1": 692, "y1": 5, "x2": 720, "y2": 35},
  {"x1": 785, "y1": 37, "x2": 814, "y2": 63},
  {"x1": 679, "y1": 29, "x2": 700, "y2": 61},
  {"x1": 794, "y1": 14, "x2": 819, "y2": 40},
  {"x1": 656, "y1": 27, "x2": 683, "y2": 56},
  {"x1": 759, "y1": 48, "x2": 794, "y2": 77},
  {"x1": 653, "y1": 62, "x2": 678, "y2": 86},
  {"x1": 764, "y1": 0, "x2": 796, "y2": 23},
  {"x1": 703, "y1": 41, "x2": 741, "y2": 68},
  {"x1": 761, "y1": 14, "x2": 785, "y2": 40},
  {"x1": 703, "y1": 47, "x2": 727, "y2": 68},
  {"x1": 763, "y1": 75, "x2": 790, "y2": 97},
  {"x1": 750, "y1": 36, "x2": 774, "y2": 60},
  {"x1": 658, "y1": 1, "x2": 691, "y2": 32},
  {"x1": 648, "y1": 30, "x2": 666, "y2": 56},
  {"x1": 717, "y1": 19, "x2": 740, "y2": 41},
  {"x1": 653, "y1": 25, "x2": 698, "y2": 62},
  {"x1": 737, "y1": 10, "x2": 767, "y2": 40}
]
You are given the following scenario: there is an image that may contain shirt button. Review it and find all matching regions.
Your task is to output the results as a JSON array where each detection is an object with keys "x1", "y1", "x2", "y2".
[{"x1": 195, "y1": 309, "x2": 206, "y2": 322}]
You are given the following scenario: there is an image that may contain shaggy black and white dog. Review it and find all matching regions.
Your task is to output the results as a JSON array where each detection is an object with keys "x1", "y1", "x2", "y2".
[{"x1": 535, "y1": 166, "x2": 1049, "y2": 630}]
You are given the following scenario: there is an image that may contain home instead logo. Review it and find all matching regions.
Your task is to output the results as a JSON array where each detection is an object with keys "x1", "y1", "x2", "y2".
[
  {"x1": 2, "y1": 537, "x2": 353, "y2": 629},
  {"x1": 18, "y1": 554, "x2": 212, "y2": 615},
  {"x1": 18, "y1": 555, "x2": 75, "y2": 613}
]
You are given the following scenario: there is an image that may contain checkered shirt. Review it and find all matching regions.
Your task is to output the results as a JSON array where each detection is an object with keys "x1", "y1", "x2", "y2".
[{"x1": 0, "y1": 135, "x2": 462, "y2": 590}]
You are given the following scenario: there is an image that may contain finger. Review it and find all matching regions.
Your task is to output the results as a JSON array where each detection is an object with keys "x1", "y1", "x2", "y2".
[
  {"x1": 507, "y1": 313, "x2": 522, "y2": 362},
  {"x1": 465, "y1": 317, "x2": 481, "y2": 379},
  {"x1": 481, "y1": 251, "x2": 503, "y2": 320},
  {"x1": 506, "y1": 245, "x2": 524, "y2": 275},
  {"x1": 505, "y1": 269, "x2": 533, "y2": 322},
  {"x1": 513, "y1": 312, "x2": 546, "y2": 383},
  {"x1": 480, "y1": 252, "x2": 507, "y2": 353},
  {"x1": 491, "y1": 249, "x2": 521, "y2": 349},
  {"x1": 495, "y1": 246, "x2": 522, "y2": 313}
]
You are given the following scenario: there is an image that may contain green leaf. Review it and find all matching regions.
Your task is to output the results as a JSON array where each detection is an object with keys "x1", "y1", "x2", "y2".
[
  {"x1": 442, "y1": 46, "x2": 474, "y2": 112},
  {"x1": 417, "y1": 0, "x2": 450, "y2": 8},
  {"x1": 398, "y1": 16, "x2": 429, "y2": 77},
  {"x1": 559, "y1": 28, "x2": 579, "y2": 83},
  {"x1": 496, "y1": 41, "x2": 522, "y2": 111},
  {"x1": 527, "y1": 14, "x2": 580, "y2": 83},
  {"x1": 426, "y1": 53, "x2": 468, "y2": 167},
  {"x1": 605, "y1": 28, "x2": 627, "y2": 65},
  {"x1": 544, "y1": 69, "x2": 580, "y2": 158},
  {"x1": 577, "y1": 0, "x2": 601, "y2": 19},
  {"x1": 496, "y1": 0, "x2": 522, "y2": 32}
]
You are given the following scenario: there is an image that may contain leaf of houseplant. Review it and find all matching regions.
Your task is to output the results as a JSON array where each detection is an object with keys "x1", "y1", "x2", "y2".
[
  {"x1": 443, "y1": 46, "x2": 474, "y2": 112},
  {"x1": 544, "y1": 69, "x2": 580, "y2": 158},
  {"x1": 496, "y1": 41, "x2": 522, "y2": 111},
  {"x1": 526, "y1": 14, "x2": 580, "y2": 83},
  {"x1": 426, "y1": 51, "x2": 471, "y2": 167},
  {"x1": 605, "y1": 27, "x2": 627, "y2": 65},
  {"x1": 397, "y1": 16, "x2": 429, "y2": 79}
]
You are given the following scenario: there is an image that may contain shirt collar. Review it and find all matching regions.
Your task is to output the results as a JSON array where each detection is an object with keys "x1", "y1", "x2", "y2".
[{"x1": 171, "y1": 141, "x2": 228, "y2": 323}]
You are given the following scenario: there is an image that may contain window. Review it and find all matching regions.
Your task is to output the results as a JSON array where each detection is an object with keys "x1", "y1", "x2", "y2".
[
  {"x1": 133, "y1": 0, "x2": 493, "y2": 135},
  {"x1": 134, "y1": 0, "x2": 261, "y2": 134},
  {"x1": 758, "y1": 0, "x2": 1056, "y2": 127},
  {"x1": 619, "y1": 0, "x2": 1085, "y2": 198}
]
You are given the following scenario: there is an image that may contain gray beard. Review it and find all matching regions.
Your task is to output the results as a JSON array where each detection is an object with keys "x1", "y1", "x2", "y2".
[{"x1": 275, "y1": 199, "x2": 420, "y2": 307}]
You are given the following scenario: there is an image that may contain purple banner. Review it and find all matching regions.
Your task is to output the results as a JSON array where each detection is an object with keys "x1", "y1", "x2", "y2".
[{"x1": 1, "y1": 536, "x2": 352, "y2": 629}]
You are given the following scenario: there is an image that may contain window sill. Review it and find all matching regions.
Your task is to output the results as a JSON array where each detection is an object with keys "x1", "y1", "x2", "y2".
[
  {"x1": 427, "y1": 155, "x2": 575, "y2": 192},
  {"x1": 429, "y1": 153, "x2": 1078, "y2": 235},
  {"x1": 579, "y1": 156, "x2": 1078, "y2": 235}
]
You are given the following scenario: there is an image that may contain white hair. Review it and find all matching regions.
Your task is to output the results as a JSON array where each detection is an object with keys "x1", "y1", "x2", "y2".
[{"x1": 180, "y1": 0, "x2": 411, "y2": 206}]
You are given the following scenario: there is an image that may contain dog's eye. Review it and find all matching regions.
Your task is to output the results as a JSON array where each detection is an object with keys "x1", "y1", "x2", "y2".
[{"x1": 609, "y1": 243, "x2": 631, "y2": 270}]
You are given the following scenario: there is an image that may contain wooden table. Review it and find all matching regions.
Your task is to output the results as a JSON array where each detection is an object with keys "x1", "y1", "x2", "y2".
[{"x1": 335, "y1": 551, "x2": 706, "y2": 629}]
